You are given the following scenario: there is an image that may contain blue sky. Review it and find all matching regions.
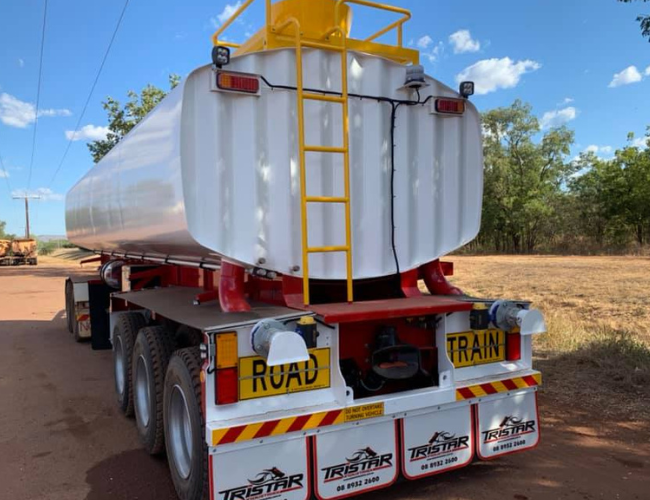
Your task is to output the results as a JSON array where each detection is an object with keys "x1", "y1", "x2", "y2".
[{"x1": 1, "y1": 0, "x2": 649, "y2": 236}]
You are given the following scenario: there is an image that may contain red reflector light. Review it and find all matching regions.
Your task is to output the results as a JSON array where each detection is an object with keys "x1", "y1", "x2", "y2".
[
  {"x1": 435, "y1": 98, "x2": 465, "y2": 115},
  {"x1": 506, "y1": 332, "x2": 521, "y2": 361},
  {"x1": 216, "y1": 367, "x2": 238, "y2": 405},
  {"x1": 217, "y1": 71, "x2": 260, "y2": 94}
]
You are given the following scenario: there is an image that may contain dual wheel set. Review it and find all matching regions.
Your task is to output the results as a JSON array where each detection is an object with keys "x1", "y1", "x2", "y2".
[{"x1": 112, "y1": 313, "x2": 209, "y2": 500}]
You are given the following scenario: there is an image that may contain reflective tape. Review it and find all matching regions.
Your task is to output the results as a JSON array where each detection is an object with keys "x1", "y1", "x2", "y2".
[
  {"x1": 212, "y1": 409, "x2": 345, "y2": 446},
  {"x1": 456, "y1": 373, "x2": 542, "y2": 401}
]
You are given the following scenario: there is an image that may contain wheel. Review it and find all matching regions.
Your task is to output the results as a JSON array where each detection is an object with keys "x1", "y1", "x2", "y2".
[
  {"x1": 113, "y1": 312, "x2": 147, "y2": 416},
  {"x1": 65, "y1": 280, "x2": 74, "y2": 334},
  {"x1": 164, "y1": 347, "x2": 208, "y2": 500},
  {"x1": 133, "y1": 326, "x2": 175, "y2": 455}
]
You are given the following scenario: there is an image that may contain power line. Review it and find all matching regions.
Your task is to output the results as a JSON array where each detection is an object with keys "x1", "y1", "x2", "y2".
[
  {"x1": 27, "y1": 0, "x2": 49, "y2": 191},
  {"x1": 48, "y1": 0, "x2": 131, "y2": 188}
]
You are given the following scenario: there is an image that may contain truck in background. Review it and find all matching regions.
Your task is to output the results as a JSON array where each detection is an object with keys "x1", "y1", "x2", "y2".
[
  {"x1": 63, "y1": 1, "x2": 547, "y2": 500},
  {"x1": 0, "y1": 238, "x2": 38, "y2": 266},
  {"x1": 11, "y1": 238, "x2": 38, "y2": 266}
]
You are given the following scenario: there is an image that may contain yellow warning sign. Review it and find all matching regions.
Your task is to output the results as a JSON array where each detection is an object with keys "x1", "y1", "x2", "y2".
[{"x1": 344, "y1": 402, "x2": 385, "y2": 422}]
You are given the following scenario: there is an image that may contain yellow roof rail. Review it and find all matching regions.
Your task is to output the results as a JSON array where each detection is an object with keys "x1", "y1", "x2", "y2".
[{"x1": 211, "y1": 0, "x2": 419, "y2": 65}]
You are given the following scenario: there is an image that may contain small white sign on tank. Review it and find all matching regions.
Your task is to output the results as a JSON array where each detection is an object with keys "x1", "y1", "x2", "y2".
[
  {"x1": 313, "y1": 420, "x2": 398, "y2": 500},
  {"x1": 476, "y1": 390, "x2": 540, "y2": 459},
  {"x1": 212, "y1": 438, "x2": 310, "y2": 500},
  {"x1": 400, "y1": 404, "x2": 474, "y2": 479}
]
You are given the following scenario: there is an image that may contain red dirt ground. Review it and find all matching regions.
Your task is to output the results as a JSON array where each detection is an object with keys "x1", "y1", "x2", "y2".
[{"x1": 0, "y1": 257, "x2": 648, "y2": 500}]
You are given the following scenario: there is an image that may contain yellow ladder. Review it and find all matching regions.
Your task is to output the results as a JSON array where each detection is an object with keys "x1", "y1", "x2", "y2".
[{"x1": 279, "y1": 20, "x2": 353, "y2": 305}]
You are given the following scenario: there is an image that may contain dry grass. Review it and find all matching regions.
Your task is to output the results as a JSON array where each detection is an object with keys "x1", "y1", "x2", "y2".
[{"x1": 446, "y1": 256, "x2": 650, "y2": 419}]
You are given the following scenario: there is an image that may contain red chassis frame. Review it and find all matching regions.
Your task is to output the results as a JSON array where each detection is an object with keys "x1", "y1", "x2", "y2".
[{"x1": 98, "y1": 254, "x2": 461, "y2": 315}]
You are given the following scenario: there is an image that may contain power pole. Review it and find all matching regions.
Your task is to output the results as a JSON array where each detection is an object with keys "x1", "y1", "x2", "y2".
[{"x1": 12, "y1": 194, "x2": 41, "y2": 238}]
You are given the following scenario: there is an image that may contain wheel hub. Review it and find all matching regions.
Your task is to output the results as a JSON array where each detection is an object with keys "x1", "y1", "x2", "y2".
[
  {"x1": 169, "y1": 384, "x2": 193, "y2": 480},
  {"x1": 135, "y1": 355, "x2": 151, "y2": 427},
  {"x1": 114, "y1": 337, "x2": 125, "y2": 396}
]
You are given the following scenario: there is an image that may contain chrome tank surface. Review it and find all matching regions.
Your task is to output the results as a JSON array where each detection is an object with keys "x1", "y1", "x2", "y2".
[{"x1": 66, "y1": 49, "x2": 483, "y2": 279}]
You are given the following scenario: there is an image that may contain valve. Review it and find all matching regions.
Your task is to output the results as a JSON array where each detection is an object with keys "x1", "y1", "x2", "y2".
[
  {"x1": 489, "y1": 300, "x2": 546, "y2": 335},
  {"x1": 250, "y1": 319, "x2": 309, "y2": 367}
]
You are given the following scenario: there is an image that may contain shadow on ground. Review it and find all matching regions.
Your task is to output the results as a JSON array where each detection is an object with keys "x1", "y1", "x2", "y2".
[{"x1": 85, "y1": 449, "x2": 176, "y2": 500}]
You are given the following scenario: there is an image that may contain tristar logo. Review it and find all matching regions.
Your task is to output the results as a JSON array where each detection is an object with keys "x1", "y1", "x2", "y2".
[
  {"x1": 218, "y1": 467, "x2": 304, "y2": 500},
  {"x1": 322, "y1": 447, "x2": 393, "y2": 482},
  {"x1": 482, "y1": 416, "x2": 536, "y2": 443},
  {"x1": 407, "y1": 431, "x2": 470, "y2": 461}
]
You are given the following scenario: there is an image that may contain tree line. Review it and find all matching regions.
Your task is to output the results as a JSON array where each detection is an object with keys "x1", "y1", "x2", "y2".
[{"x1": 470, "y1": 100, "x2": 650, "y2": 254}]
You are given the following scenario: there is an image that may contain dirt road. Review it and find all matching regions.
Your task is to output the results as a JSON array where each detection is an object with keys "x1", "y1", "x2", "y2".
[{"x1": 0, "y1": 258, "x2": 649, "y2": 500}]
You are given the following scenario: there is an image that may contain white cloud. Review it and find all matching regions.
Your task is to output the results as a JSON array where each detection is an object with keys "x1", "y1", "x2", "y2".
[
  {"x1": 212, "y1": 1, "x2": 242, "y2": 27},
  {"x1": 0, "y1": 170, "x2": 9, "y2": 178},
  {"x1": 423, "y1": 41, "x2": 444, "y2": 63},
  {"x1": 414, "y1": 35, "x2": 443, "y2": 63},
  {"x1": 11, "y1": 188, "x2": 63, "y2": 202},
  {"x1": 631, "y1": 137, "x2": 648, "y2": 150},
  {"x1": 540, "y1": 106, "x2": 577, "y2": 129},
  {"x1": 17, "y1": 58, "x2": 24, "y2": 68},
  {"x1": 645, "y1": 66, "x2": 650, "y2": 77},
  {"x1": 416, "y1": 35, "x2": 433, "y2": 49},
  {"x1": 449, "y1": 30, "x2": 480, "y2": 54},
  {"x1": 608, "y1": 66, "x2": 643, "y2": 88},
  {"x1": 65, "y1": 124, "x2": 110, "y2": 142},
  {"x1": 0, "y1": 93, "x2": 71, "y2": 128},
  {"x1": 455, "y1": 57, "x2": 541, "y2": 95},
  {"x1": 584, "y1": 145, "x2": 613, "y2": 157},
  {"x1": 560, "y1": 97, "x2": 574, "y2": 105}
]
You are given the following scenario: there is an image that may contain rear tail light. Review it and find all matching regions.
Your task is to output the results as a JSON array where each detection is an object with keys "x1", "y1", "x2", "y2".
[
  {"x1": 506, "y1": 332, "x2": 521, "y2": 361},
  {"x1": 216, "y1": 333, "x2": 238, "y2": 369},
  {"x1": 215, "y1": 332, "x2": 239, "y2": 404},
  {"x1": 216, "y1": 367, "x2": 239, "y2": 405},
  {"x1": 216, "y1": 71, "x2": 260, "y2": 94},
  {"x1": 435, "y1": 98, "x2": 465, "y2": 115}
]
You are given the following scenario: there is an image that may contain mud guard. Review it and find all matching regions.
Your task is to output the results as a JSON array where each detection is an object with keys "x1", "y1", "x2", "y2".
[
  {"x1": 400, "y1": 404, "x2": 474, "y2": 479},
  {"x1": 475, "y1": 390, "x2": 540, "y2": 460},
  {"x1": 313, "y1": 420, "x2": 398, "y2": 500},
  {"x1": 89, "y1": 282, "x2": 112, "y2": 350},
  {"x1": 211, "y1": 437, "x2": 310, "y2": 500}
]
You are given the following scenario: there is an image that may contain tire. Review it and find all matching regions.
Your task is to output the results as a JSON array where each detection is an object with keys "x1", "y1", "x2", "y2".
[
  {"x1": 113, "y1": 312, "x2": 148, "y2": 416},
  {"x1": 164, "y1": 347, "x2": 208, "y2": 500},
  {"x1": 133, "y1": 326, "x2": 175, "y2": 455},
  {"x1": 65, "y1": 280, "x2": 74, "y2": 334}
]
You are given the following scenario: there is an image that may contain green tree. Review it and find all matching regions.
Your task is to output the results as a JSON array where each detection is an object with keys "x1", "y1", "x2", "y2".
[
  {"x1": 88, "y1": 74, "x2": 181, "y2": 163},
  {"x1": 480, "y1": 100, "x2": 575, "y2": 253},
  {"x1": 570, "y1": 130, "x2": 650, "y2": 248},
  {"x1": 0, "y1": 220, "x2": 16, "y2": 240},
  {"x1": 618, "y1": 0, "x2": 650, "y2": 41}
]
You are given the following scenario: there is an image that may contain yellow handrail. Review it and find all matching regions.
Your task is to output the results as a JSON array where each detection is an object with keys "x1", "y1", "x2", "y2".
[
  {"x1": 212, "y1": 0, "x2": 412, "y2": 50},
  {"x1": 333, "y1": 0, "x2": 411, "y2": 46}
]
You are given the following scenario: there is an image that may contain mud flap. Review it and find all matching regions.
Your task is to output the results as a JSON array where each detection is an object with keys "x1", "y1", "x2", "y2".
[
  {"x1": 476, "y1": 390, "x2": 540, "y2": 460},
  {"x1": 313, "y1": 420, "x2": 398, "y2": 500},
  {"x1": 211, "y1": 437, "x2": 310, "y2": 500},
  {"x1": 400, "y1": 404, "x2": 473, "y2": 479}
]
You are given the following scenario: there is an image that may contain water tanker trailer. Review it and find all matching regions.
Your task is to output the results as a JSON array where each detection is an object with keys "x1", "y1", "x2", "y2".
[{"x1": 64, "y1": 1, "x2": 547, "y2": 499}]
